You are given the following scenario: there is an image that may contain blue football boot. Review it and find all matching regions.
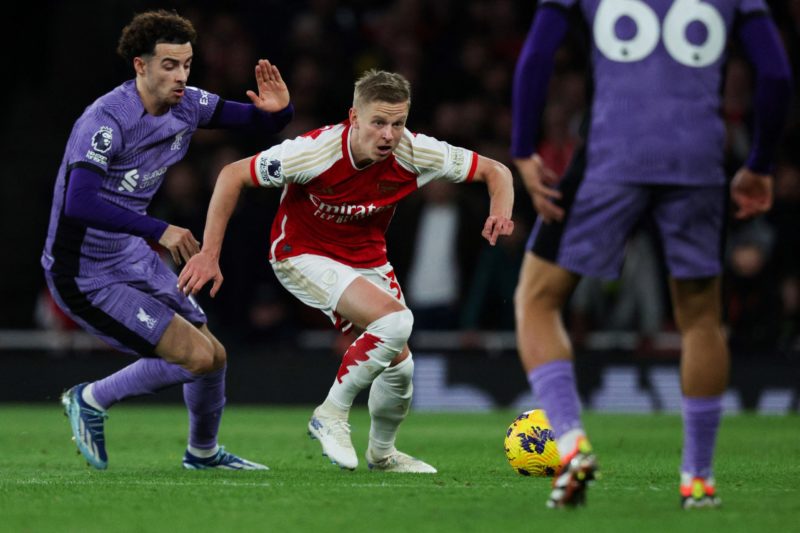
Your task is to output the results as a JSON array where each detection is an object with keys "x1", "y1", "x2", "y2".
[
  {"x1": 61, "y1": 383, "x2": 108, "y2": 470},
  {"x1": 182, "y1": 446, "x2": 269, "y2": 470}
]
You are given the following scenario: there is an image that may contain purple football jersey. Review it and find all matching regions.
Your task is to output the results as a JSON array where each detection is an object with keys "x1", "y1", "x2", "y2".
[
  {"x1": 42, "y1": 80, "x2": 220, "y2": 277},
  {"x1": 542, "y1": 0, "x2": 769, "y2": 186}
]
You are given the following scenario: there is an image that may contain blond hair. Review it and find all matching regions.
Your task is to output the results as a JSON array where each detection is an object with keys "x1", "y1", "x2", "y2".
[{"x1": 353, "y1": 69, "x2": 411, "y2": 109}]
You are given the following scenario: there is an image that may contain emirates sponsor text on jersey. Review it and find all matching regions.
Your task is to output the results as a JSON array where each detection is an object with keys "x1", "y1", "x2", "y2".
[{"x1": 309, "y1": 193, "x2": 392, "y2": 223}]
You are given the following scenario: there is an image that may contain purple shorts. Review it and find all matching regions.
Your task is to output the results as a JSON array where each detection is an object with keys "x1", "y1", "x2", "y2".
[
  {"x1": 528, "y1": 179, "x2": 726, "y2": 280},
  {"x1": 45, "y1": 251, "x2": 206, "y2": 356}
]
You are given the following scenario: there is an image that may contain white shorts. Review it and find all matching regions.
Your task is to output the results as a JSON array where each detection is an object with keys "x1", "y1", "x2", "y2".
[{"x1": 271, "y1": 254, "x2": 405, "y2": 333}]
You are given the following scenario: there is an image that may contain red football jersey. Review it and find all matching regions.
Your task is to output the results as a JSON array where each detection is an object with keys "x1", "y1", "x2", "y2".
[{"x1": 250, "y1": 121, "x2": 478, "y2": 267}]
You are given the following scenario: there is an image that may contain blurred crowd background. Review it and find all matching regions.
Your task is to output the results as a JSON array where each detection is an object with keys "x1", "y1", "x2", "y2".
[{"x1": 2, "y1": 0, "x2": 799, "y2": 362}]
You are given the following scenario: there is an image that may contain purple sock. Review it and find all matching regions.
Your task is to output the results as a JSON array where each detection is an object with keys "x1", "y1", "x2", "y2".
[
  {"x1": 527, "y1": 360, "x2": 583, "y2": 438},
  {"x1": 681, "y1": 396, "x2": 723, "y2": 478},
  {"x1": 92, "y1": 358, "x2": 196, "y2": 409},
  {"x1": 183, "y1": 365, "x2": 226, "y2": 450}
]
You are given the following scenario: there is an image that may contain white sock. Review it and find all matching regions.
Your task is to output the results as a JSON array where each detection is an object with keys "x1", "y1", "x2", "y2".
[
  {"x1": 319, "y1": 398, "x2": 349, "y2": 417},
  {"x1": 81, "y1": 383, "x2": 105, "y2": 411},
  {"x1": 188, "y1": 444, "x2": 219, "y2": 458},
  {"x1": 368, "y1": 356, "x2": 414, "y2": 459}
]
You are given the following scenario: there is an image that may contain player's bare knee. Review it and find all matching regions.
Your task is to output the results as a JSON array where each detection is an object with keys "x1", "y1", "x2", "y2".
[
  {"x1": 196, "y1": 325, "x2": 227, "y2": 370},
  {"x1": 674, "y1": 310, "x2": 721, "y2": 335},
  {"x1": 513, "y1": 283, "x2": 531, "y2": 315},
  {"x1": 186, "y1": 355, "x2": 214, "y2": 375},
  {"x1": 210, "y1": 342, "x2": 227, "y2": 371},
  {"x1": 674, "y1": 300, "x2": 721, "y2": 333},
  {"x1": 184, "y1": 336, "x2": 216, "y2": 375},
  {"x1": 516, "y1": 277, "x2": 562, "y2": 313},
  {"x1": 204, "y1": 334, "x2": 227, "y2": 371},
  {"x1": 672, "y1": 277, "x2": 721, "y2": 332}
]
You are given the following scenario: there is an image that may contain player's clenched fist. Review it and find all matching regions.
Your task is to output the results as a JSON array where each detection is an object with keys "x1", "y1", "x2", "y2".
[{"x1": 730, "y1": 167, "x2": 774, "y2": 220}]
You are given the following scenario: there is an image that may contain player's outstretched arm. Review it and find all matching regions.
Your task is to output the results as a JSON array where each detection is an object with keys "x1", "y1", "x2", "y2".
[
  {"x1": 730, "y1": 167, "x2": 773, "y2": 220},
  {"x1": 177, "y1": 158, "x2": 255, "y2": 297},
  {"x1": 246, "y1": 59, "x2": 290, "y2": 113},
  {"x1": 471, "y1": 155, "x2": 514, "y2": 246},
  {"x1": 514, "y1": 154, "x2": 563, "y2": 223}
]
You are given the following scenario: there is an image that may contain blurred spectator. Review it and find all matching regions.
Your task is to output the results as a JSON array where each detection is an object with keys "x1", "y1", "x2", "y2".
[
  {"x1": 245, "y1": 282, "x2": 294, "y2": 344},
  {"x1": 33, "y1": 285, "x2": 88, "y2": 356},
  {"x1": 199, "y1": 14, "x2": 257, "y2": 97},
  {"x1": 460, "y1": 216, "x2": 529, "y2": 332},
  {"x1": 770, "y1": 162, "x2": 800, "y2": 351},
  {"x1": 150, "y1": 162, "x2": 207, "y2": 264},
  {"x1": 569, "y1": 229, "x2": 666, "y2": 354},
  {"x1": 34, "y1": 286, "x2": 79, "y2": 332},
  {"x1": 537, "y1": 101, "x2": 577, "y2": 177},
  {"x1": 405, "y1": 181, "x2": 463, "y2": 330},
  {"x1": 724, "y1": 219, "x2": 781, "y2": 356}
]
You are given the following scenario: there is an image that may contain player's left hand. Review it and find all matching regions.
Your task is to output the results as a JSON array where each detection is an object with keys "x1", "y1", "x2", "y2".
[
  {"x1": 731, "y1": 167, "x2": 773, "y2": 219},
  {"x1": 247, "y1": 59, "x2": 290, "y2": 113},
  {"x1": 481, "y1": 215, "x2": 514, "y2": 246},
  {"x1": 177, "y1": 251, "x2": 224, "y2": 298}
]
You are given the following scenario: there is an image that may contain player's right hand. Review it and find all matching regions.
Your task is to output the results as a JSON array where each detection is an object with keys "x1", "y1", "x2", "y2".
[
  {"x1": 514, "y1": 154, "x2": 564, "y2": 223},
  {"x1": 159, "y1": 224, "x2": 201, "y2": 266},
  {"x1": 177, "y1": 251, "x2": 224, "y2": 298}
]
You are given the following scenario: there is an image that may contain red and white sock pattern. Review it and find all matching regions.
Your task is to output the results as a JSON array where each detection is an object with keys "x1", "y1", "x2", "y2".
[{"x1": 326, "y1": 309, "x2": 413, "y2": 410}]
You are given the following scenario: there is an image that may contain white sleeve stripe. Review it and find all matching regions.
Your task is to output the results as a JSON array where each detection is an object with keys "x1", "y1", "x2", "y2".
[
  {"x1": 397, "y1": 136, "x2": 447, "y2": 158},
  {"x1": 283, "y1": 136, "x2": 340, "y2": 169},
  {"x1": 396, "y1": 138, "x2": 446, "y2": 164},
  {"x1": 285, "y1": 143, "x2": 342, "y2": 175},
  {"x1": 396, "y1": 151, "x2": 445, "y2": 166},
  {"x1": 396, "y1": 136, "x2": 412, "y2": 156},
  {"x1": 395, "y1": 157, "x2": 416, "y2": 174},
  {"x1": 411, "y1": 145, "x2": 446, "y2": 158},
  {"x1": 399, "y1": 156, "x2": 445, "y2": 170},
  {"x1": 394, "y1": 147, "x2": 445, "y2": 169}
]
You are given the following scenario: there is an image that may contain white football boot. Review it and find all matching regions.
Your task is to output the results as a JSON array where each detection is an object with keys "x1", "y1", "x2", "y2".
[
  {"x1": 308, "y1": 405, "x2": 358, "y2": 470},
  {"x1": 366, "y1": 447, "x2": 437, "y2": 473}
]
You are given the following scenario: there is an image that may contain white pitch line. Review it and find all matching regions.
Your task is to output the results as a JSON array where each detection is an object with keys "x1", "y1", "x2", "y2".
[
  {"x1": 11, "y1": 479, "x2": 275, "y2": 488},
  {"x1": 6, "y1": 479, "x2": 798, "y2": 493},
  {"x1": 7, "y1": 479, "x2": 484, "y2": 490}
]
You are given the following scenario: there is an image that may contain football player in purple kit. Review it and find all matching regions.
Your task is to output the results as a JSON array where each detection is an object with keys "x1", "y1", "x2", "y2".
[
  {"x1": 42, "y1": 10, "x2": 293, "y2": 470},
  {"x1": 511, "y1": 0, "x2": 792, "y2": 508}
]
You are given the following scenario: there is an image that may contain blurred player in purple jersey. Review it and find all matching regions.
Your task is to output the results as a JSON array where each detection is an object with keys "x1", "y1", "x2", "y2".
[
  {"x1": 43, "y1": 10, "x2": 293, "y2": 470},
  {"x1": 511, "y1": 0, "x2": 792, "y2": 508}
]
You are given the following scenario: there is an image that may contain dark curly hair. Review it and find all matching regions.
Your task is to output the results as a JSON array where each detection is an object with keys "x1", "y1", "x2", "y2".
[{"x1": 116, "y1": 10, "x2": 197, "y2": 62}]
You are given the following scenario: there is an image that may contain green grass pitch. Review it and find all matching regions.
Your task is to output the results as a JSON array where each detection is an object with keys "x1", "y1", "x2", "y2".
[{"x1": 0, "y1": 405, "x2": 797, "y2": 532}]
